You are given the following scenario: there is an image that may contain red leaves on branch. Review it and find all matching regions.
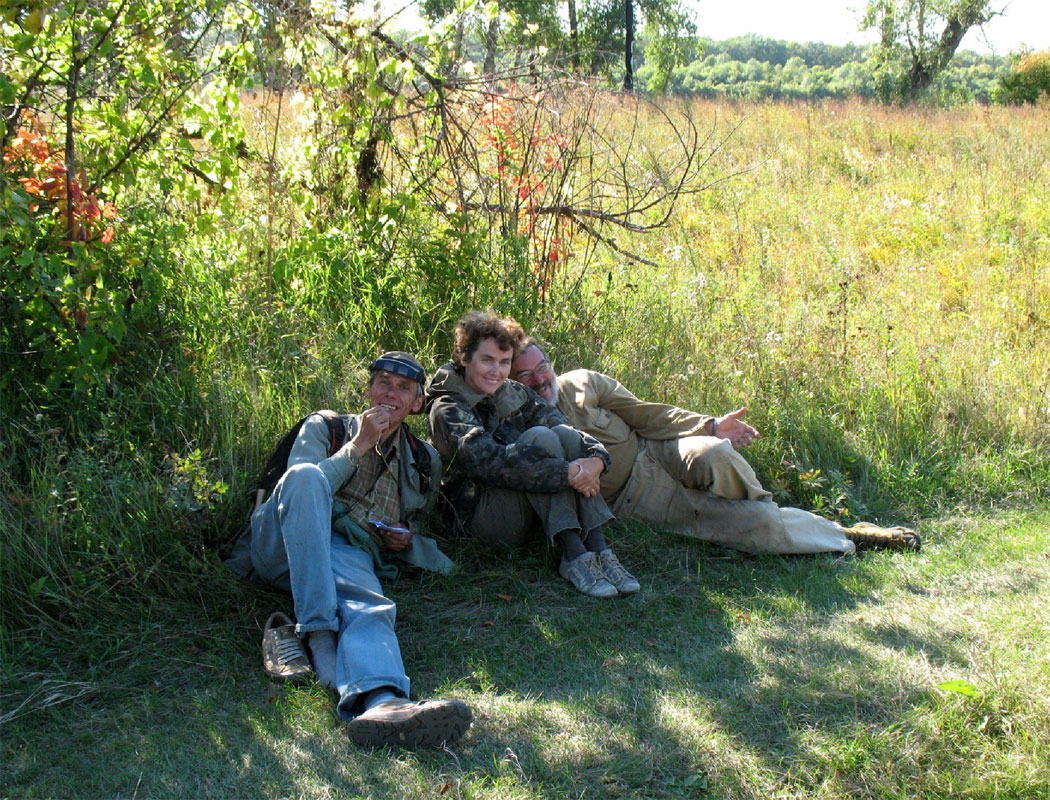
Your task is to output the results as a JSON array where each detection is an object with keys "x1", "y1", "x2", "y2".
[
  {"x1": 476, "y1": 87, "x2": 577, "y2": 298},
  {"x1": 4, "y1": 114, "x2": 118, "y2": 245}
]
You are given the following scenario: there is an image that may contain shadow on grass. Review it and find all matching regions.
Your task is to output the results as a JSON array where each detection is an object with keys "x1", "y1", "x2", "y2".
[
  {"x1": 1, "y1": 519, "x2": 956, "y2": 798},
  {"x1": 1, "y1": 587, "x2": 469, "y2": 798},
  {"x1": 388, "y1": 524, "x2": 898, "y2": 795},
  {"x1": 855, "y1": 620, "x2": 972, "y2": 671}
]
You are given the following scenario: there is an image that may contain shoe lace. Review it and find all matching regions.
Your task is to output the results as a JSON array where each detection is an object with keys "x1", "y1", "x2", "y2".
[
  {"x1": 273, "y1": 632, "x2": 307, "y2": 666},
  {"x1": 591, "y1": 553, "x2": 615, "y2": 580},
  {"x1": 600, "y1": 552, "x2": 630, "y2": 582},
  {"x1": 569, "y1": 554, "x2": 605, "y2": 587}
]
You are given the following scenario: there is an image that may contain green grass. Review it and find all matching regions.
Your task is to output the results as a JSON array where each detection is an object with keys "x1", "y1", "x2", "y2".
[
  {"x1": 3, "y1": 95, "x2": 1048, "y2": 798},
  {"x1": 4, "y1": 508, "x2": 1048, "y2": 799}
]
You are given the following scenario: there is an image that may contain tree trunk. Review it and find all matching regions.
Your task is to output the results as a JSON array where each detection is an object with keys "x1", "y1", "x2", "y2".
[
  {"x1": 624, "y1": 0, "x2": 634, "y2": 91},
  {"x1": 567, "y1": 0, "x2": 579, "y2": 73},
  {"x1": 904, "y1": 0, "x2": 994, "y2": 96},
  {"x1": 453, "y1": 15, "x2": 464, "y2": 61},
  {"x1": 484, "y1": 14, "x2": 499, "y2": 77},
  {"x1": 65, "y1": 22, "x2": 79, "y2": 245}
]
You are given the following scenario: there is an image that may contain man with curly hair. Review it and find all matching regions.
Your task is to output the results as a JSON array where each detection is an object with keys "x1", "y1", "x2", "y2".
[{"x1": 426, "y1": 312, "x2": 640, "y2": 598}]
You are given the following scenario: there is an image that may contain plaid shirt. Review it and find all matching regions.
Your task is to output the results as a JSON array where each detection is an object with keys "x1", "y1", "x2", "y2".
[{"x1": 334, "y1": 441, "x2": 402, "y2": 541}]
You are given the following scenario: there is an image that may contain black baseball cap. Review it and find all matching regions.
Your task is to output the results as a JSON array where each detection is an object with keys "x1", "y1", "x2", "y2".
[{"x1": 369, "y1": 351, "x2": 426, "y2": 387}]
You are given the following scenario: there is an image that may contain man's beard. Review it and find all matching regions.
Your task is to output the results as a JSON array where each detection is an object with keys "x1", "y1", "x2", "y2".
[{"x1": 538, "y1": 379, "x2": 558, "y2": 406}]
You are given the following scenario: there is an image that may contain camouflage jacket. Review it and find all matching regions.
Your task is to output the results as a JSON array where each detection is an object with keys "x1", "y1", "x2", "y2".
[{"x1": 425, "y1": 362, "x2": 611, "y2": 527}]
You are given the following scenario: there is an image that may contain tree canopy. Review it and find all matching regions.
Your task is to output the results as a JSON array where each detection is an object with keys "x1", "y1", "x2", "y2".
[{"x1": 862, "y1": 0, "x2": 1000, "y2": 98}]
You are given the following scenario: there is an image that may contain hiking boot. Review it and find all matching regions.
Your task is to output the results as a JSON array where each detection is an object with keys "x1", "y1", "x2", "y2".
[
  {"x1": 559, "y1": 551, "x2": 618, "y2": 598},
  {"x1": 597, "y1": 549, "x2": 641, "y2": 594},
  {"x1": 843, "y1": 522, "x2": 921, "y2": 552},
  {"x1": 346, "y1": 698, "x2": 473, "y2": 748},
  {"x1": 262, "y1": 611, "x2": 312, "y2": 683}
]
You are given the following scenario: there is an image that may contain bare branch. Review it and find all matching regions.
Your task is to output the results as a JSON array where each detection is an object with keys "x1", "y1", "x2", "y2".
[{"x1": 566, "y1": 213, "x2": 658, "y2": 267}]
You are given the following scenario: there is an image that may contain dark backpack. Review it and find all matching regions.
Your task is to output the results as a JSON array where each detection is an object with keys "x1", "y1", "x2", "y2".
[
  {"x1": 400, "y1": 423, "x2": 433, "y2": 499},
  {"x1": 252, "y1": 410, "x2": 347, "y2": 508},
  {"x1": 221, "y1": 411, "x2": 347, "y2": 568}
]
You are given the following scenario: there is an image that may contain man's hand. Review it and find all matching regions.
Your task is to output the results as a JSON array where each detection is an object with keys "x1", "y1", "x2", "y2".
[
  {"x1": 351, "y1": 405, "x2": 393, "y2": 452},
  {"x1": 714, "y1": 407, "x2": 760, "y2": 449},
  {"x1": 375, "y1": 521, "x2": 412, "y2": 552},
  {"x1": 568, "y1": 457, "x2": 604, "y2": 497}
]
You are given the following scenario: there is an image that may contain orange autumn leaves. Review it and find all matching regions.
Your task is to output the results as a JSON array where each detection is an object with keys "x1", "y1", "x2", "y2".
[
  {"x1": 478, "y1": 89, "x2": 576, "y2": 296},
  {"x1": 4, "y1": 115, "x2": 118, "y2": 245}
]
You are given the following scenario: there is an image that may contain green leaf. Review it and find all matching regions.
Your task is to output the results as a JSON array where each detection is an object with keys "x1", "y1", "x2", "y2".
[
  {"x1": 108, "y1": 315, "x2": 126, "y2": 340},
  {"x1": 29, "y1": 576, "x2": 49, "y2": 598},
  {"x1": 0, "y1": 75, "x2": 16, "y2": 104},
  {"x1": 78, "y1": 329, "x2": 100, "y2": 357},
  {"x1": 936, "y1": 679, "x2": 981, "y2": 698}
]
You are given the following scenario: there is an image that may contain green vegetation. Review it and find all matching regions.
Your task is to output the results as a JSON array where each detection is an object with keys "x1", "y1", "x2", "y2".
[
  {"x1": 2, "y1": 0, "x2": 1048, "y2": 796},
  {"x1": 651, "y1": 37, "x2": 1012, "y2": 102},
  {"x1": 411, "y1": 0, "x2": 1017, "y2": 101},
  {"x1": 996, "y1": 50, "x2": 1050, "y2": 104},
  {"x1": 860, "y1": 0, "x2": 998, "y2": 99}
]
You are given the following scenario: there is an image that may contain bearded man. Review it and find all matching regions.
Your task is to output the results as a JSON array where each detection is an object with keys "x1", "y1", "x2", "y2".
[{"x1": 510, "y1": 339, "x2": 919, "y2": 556}]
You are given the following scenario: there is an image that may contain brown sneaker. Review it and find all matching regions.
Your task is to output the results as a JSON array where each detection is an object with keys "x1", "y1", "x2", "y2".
[
  {"x1": 346, "y1": 697, "x2": 473, "y2": 748},
  {"x1": 843, "y1": 522, "x2": 921, "y2": 552},
  {"x1": 262, "y1": 612, "x2": 312, "y2": 683}
]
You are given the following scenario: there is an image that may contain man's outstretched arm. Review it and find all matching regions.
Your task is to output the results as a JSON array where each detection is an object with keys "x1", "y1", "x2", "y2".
[{"x1": 711, "y1": 407, "x2": 759, "y2": 449}]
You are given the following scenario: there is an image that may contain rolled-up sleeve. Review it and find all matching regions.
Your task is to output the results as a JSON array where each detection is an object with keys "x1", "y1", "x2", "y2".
[{"x1": 287, "y1": 413, "x2": 359, "y2": 492}]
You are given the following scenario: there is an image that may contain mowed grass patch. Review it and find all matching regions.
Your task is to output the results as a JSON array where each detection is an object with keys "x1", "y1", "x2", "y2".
[{"x1": 4, "y1": 506, "x2": 1047, "y2": 799}]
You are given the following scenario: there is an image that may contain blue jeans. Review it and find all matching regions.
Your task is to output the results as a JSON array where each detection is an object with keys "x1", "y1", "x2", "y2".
[{"x1": 249, "y1": 462, "x2": 409, "y2": 719}]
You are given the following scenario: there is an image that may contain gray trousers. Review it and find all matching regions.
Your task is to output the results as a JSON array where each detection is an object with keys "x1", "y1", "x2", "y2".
[
  {"x1": 468, "y1": 425, "x2": 615, "y2": 549},
  {"x1": 610, "y1": 436, "x2": 855, "y2": 555}
]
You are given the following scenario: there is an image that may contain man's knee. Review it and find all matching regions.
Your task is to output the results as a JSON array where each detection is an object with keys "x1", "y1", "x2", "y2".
[
  {"x1": 275, "y1": 462, "x2": 330, "y2": 498},
  {"x1": 706, "y1": 439, "x2": 758, "y2": 474},
  {"x1": 518, "y1": 426, "x2": 565, "y2": 457},
  {"x1": 679, "y1": 435, "x2": 734, "y2": 466},
  {"x1": 679, "y1": 437, "x2": 765, "y2": 501}
]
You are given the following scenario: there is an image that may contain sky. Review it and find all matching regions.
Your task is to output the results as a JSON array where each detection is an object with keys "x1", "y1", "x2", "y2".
[
  {"x1": 689, "y1": 0, "x2": 1049, "y2": 55},
  {"x1": 381, "y1": 0, "x2": 1049, "y2": 55}
]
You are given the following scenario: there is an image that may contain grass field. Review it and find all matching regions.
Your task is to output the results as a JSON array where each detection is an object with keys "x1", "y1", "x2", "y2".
[
  {"x1": 4, "y1": 509, "x2": 1048, "y2": 798},
  {"x1": 2, "y1": 95, "x2": 1048, "y2": 798}
]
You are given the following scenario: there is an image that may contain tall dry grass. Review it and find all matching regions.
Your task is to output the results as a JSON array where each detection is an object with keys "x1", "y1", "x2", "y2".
[{"x1": 543, "y1": 98, "x2": 1050, "y2": 519}]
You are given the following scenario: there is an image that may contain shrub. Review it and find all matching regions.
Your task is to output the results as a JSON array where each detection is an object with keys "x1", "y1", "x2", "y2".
[{"x1": 996, "y1": 51, "x2": 1050, "y2": 104}]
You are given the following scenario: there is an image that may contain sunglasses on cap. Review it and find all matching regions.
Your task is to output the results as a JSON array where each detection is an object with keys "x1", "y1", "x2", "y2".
[{"x1": 369, "y1": 354, "x2": 426, "y2": 386}]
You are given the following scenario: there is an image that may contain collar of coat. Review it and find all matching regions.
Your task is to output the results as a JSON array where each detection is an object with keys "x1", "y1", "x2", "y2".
[{"x1": 426, "y1": 361, "x2": 529, "y2": 418}]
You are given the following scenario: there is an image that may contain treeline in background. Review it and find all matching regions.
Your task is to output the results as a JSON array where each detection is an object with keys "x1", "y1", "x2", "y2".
[{"x1": 648, "y1": 36, "x2": 1015, "y2": 102}]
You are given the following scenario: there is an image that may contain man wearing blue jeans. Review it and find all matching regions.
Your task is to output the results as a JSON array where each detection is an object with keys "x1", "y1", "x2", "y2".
[{"x1": 226, "y1": 352, "x2": 472, "y2": 747}]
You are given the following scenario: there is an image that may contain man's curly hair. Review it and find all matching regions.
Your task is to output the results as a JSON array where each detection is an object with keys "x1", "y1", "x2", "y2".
[{"x1": 453, "y1": 311, "x2": 525, "y2": 364}]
